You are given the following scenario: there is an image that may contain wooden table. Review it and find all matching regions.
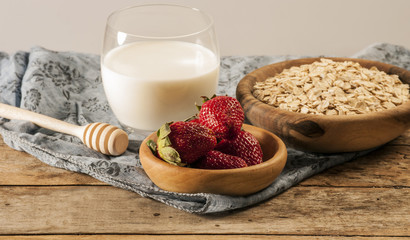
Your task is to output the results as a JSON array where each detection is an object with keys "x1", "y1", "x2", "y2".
[{"x1": 0, "y1": 129, "x2": 409, "y2": 239}]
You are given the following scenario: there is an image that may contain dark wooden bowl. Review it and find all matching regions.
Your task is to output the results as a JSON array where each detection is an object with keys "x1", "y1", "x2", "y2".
[
  {"x1": 236, "y1": 57, "x2": 410, "y2": 153},
  {"x1": 139, "y1": 124, "x2": 287, "y2": 196}
]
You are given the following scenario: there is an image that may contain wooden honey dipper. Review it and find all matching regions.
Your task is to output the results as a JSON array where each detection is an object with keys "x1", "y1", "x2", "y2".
[{"x1": 0, "y1": 103, "x2": 128, "y2": 156}]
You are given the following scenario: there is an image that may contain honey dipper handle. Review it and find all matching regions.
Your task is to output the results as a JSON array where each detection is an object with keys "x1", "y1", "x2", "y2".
[{"x1": 0, "y1": 103, "x2": 84, "y2": 137}]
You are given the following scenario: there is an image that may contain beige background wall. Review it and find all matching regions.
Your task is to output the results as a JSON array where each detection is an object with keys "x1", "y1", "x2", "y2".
[{"x1": 0, "y1": 0, "x2": 409, "y2": 56}]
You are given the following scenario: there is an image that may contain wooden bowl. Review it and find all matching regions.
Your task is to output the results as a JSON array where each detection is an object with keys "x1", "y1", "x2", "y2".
[
  {"x1": 139, "y1": 124, "x2": 287, "y2": 196},
  {"x1": 237, "y1": 57, "x2": 410, "y2": 153}
]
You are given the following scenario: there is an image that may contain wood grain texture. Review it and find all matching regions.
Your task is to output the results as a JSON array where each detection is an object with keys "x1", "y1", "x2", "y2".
[
  {"x1": 0, "y1": 124, "x2": 408, "y2": 238},
  {"x1": 0, "y1": 137, "x2": 104, "y2": 185},
  {"x1": 301, "y1": 143, "x2": 410, "y2": 187},
  {"x1": 302, "y1": 128, "x2": 410, "y2": 187},
  {"x1": 1, "y1": 130, "x2": 408, "y2": 187},
  {"x1": 390, "y1": 128, "x2": 410, "y2": 145},
  {"x1": 236, "y1": 57, "x2": 410, "y2": 153},
  {"x1": 139, "y1": 124, "x2": 287, "y2": 196},
  {"x1": 0, "y1": 186, "x2": 408, "y2": 236},
  {"x1": 0, "y1": 236, "x2": 406, "y2": 240}
]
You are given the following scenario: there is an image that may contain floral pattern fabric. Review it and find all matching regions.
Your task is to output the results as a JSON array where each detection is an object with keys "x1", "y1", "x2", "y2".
[{"x1": 0, "y1": 44, "x2": 409, "y2": 214}]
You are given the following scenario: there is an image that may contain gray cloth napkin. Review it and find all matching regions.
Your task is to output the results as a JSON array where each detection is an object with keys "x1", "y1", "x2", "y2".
[{"x1": 0, "y1": 43, "x2": 409, "y2": 214}]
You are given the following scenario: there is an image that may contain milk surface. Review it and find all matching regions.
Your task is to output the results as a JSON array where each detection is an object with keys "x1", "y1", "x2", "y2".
[{"x1": 101, "y1": 41, "x2": 219, "y2": 132}]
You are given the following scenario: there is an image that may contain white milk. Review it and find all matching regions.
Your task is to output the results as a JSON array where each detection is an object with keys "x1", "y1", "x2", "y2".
[{"x1": 101, "y1": 41, "x2": 219, "y2": 132}]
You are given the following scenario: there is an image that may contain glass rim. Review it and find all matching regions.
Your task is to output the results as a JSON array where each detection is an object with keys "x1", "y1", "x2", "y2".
[{"x1": 106, "y1": 3, "x2": 215, "y2": 40}]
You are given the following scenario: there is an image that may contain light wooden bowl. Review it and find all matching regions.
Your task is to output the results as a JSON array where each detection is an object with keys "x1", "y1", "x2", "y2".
[
  {"x1": 139, "y1": 124, "x2": 287, "y2": 196},
  {"x1": 237, "y1": 57, "x2": 410, "y2": 153}
]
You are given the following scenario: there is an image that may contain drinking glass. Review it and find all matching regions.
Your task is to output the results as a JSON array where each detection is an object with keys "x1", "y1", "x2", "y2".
[{"x1": 101, "y1": 4, "x2": 220, "y2": 136}]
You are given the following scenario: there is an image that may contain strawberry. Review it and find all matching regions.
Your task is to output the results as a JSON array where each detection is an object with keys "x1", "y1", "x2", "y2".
[
  {"x1": 198, "y1": 96, "x2": 245, "y2": 139},
  {"x1": 216, "y1": 130, "x2": 263, "y2": 166},
  {"x1": 195, "y1": 150, "x2": 248, "y2": 169},
  {"x1": 188, "y1": 117, "x2": 201, "y2": 124},
  {"x1": 156, "y1": 121, "x2": 217, "y2": 166}
]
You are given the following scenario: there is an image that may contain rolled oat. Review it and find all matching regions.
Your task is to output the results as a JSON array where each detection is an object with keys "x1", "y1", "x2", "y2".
[{"x1": 253, "y1": 58, "x2": 410, "y2": 115}]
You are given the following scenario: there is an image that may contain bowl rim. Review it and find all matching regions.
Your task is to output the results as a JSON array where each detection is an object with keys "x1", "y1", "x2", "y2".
[
  {"x1": 139, "y1": 123, "x2": 287, "y2": 174},
  {"x1": 237, "y1": 57, "x2": 410, "y2": 122}
]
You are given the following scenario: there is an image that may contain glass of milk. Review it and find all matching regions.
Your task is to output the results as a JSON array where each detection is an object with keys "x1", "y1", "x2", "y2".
[{"x1": 101, "y1": 4, "x2": 220, "y2": 135}]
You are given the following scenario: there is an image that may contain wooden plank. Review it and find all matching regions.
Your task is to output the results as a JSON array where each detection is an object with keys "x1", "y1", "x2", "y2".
[
  {"x1": 388, "y1": 129, "x2": 410, "y2": 146},
  {"x1": 0, "y1": 235, "x2": 405, "y2": 240},
  {"x1": 300, "y1": 144, "x2": 410, "y2": 187},
  {"x1": 300, "y1": 129, "x2": 409, "y2": 187},
  {"x1": 0, "y1": 137, "x2": 104, "y2": 185},
  {"x1": 0, "y1": 134, "x2": 409, "y2": 188},
  {"x1": 0, "y1": 186, "x2": 408, "y2": 236}
]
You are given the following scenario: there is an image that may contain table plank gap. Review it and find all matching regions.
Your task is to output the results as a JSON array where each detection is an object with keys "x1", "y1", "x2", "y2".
[
  {"x1": 1, "y1": 136, "x2": 408, "y2": 187},
  {"x1": 300, "y1": 144, "x2": 409, "y2": 187},
  {"x1": 0, "y1": 234, "x2": 408, "y2": 239},
  {"x1": 0, "y1": 137, "x2": 105, "y2": 186},
  {"x1": 0, "y1": 185, "x2": 408, "y2": 236}
]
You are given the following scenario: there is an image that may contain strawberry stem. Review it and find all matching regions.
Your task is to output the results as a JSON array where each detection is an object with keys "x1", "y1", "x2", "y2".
[
  {"x1": 197, "y1": 94, "x2": 217, "y2": 111},
  {"x1": 183, "y1": 114, "x2": 198, "y2": 122},
  {"x1": 156, "y1": 122, "x2": 186, "y2": 167},
  {"x1": 146, "y1": 140, "x2": 157, "y2": 154}
]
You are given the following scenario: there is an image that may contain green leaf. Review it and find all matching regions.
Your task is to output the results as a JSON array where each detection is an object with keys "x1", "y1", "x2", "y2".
[
  {"x1": 158, "y1": 122, "x2": 172, "y2": 140},
  {"x1": 195, "y1": 103, "x2": 202, "y2": 111},
  {"x1": 200, "y1": 95, "x2": 211, "y2": 103},
  {"x1": 158, "y1": 146, "x2": 186, "y2": 167},
  {"x1": 156, "y1": 122, "x2": 186, "y2": 167},
  {"x1": 183, "y1": 114, "x2": 198, "y2": 122},
  {"x1": 197, "y1": 94, "x2": 216, "y2": 111},
  {"x1": 146, "y1": 140, "x2": 157, "y2": 154}
]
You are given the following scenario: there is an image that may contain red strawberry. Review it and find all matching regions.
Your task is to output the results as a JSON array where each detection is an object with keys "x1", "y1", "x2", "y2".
[
  {"x1": 216, "y1": 130, "x2": 263, "y2": 166},
  {"x1": 188, "y1": 118, "x2": 201, "y2": 124},
  {"x1": 156, "y1": 121, "x2": 217, "y2": 166},
  {"x1": 198, "y1": 96, "x2": 245, "y2": 139},
  {"x1": 184, "y1": 114, "x2": 200, "y2": 124},
  {"x1": 195, "y1": 150, "x2": 248, "y2": 169}
]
